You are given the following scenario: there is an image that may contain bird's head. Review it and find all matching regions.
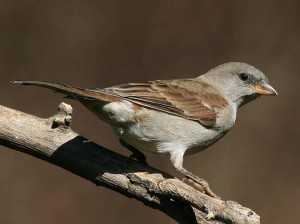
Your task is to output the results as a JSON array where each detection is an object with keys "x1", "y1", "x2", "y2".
[{"x1": 198, "y1": 62, "x2": 278, "y2": 108}]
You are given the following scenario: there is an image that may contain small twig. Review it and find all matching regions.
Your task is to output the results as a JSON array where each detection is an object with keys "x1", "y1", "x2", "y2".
[{"x1": 0, "y1": 103, "x2": 260, "y2": 224}]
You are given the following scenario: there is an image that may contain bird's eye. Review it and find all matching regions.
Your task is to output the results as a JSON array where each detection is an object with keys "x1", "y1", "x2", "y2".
[{"x1": 239, "y1": 73, "x2": 249, "y2": 81}]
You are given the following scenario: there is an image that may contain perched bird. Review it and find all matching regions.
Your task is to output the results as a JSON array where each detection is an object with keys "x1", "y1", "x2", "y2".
[{"x1": 12, "y1": 62, "x2": 277, "y2": 198}]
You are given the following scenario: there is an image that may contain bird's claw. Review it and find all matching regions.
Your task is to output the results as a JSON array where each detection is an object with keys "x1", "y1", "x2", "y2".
[
  {"x1": 128, "y1": 153, "x2": 148, "y2": 165},
  {"x1": 183, "y1": 177, "x2": 221, "y2": 199}
]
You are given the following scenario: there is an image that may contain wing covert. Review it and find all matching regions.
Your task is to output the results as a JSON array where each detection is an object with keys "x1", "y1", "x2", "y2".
[{"x1": 102, "y1": 79, "x2": 228, "y2": 127}]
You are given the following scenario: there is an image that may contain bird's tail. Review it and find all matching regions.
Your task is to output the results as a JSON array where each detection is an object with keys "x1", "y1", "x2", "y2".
[{"x1": 11, "y1": 80, "x2": 119, "y2": 102}]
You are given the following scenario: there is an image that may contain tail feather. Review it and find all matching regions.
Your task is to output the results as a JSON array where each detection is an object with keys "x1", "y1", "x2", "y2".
[
  {"x1": 11, "y1": 80, "x2": 119, "y2": 102},
  {"x1": 11, "y1": 80, "x2": 81, "y2": 97}
]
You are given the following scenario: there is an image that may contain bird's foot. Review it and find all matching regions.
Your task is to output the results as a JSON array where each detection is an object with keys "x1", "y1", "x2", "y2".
[
  {"x1": 183, "y1": 177, "x2": 220, "y2": 199},
  {"x1": 128, "y1": 152, "x2": 148, "y2": 165},
  {"x1": 119, "y1": 139, "x2": 148, "y2": 165},
  {"x1": 176, "y1": 167, "x2": 220, "y2": 199}
]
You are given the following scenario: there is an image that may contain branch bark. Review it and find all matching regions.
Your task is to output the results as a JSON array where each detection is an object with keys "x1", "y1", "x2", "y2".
[{"x1": 0, "y1": 103, "x2": 260, "y2": 224}]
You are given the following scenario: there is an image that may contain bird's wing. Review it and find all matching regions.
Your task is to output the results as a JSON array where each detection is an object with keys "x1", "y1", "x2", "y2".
[
  {"x1": 12, "y1": 79, "x2": 228, "y2": 127},
  {"x1": 102, "y1": 79, "x2": 228, "y2": 127}
]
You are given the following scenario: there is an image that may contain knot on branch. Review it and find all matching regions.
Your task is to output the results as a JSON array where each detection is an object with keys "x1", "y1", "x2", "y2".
[
  {"x1": 224, "y1": 201, "x2": 260, "y2": 224},
  {"x1": 51, "y1": 102, "x2": 73, "y2": 129}
]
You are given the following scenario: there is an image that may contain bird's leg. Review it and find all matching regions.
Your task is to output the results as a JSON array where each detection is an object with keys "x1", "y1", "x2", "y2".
[
  {"x1": 170, "y1": 150, "x2": 220, "y2": 198},
  {"x1": 119, "y1": 139, "x2": 148, "y2": 165}
]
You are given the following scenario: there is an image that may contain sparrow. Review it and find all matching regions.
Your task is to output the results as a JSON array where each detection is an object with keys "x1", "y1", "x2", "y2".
[{"x1": 12, "y1": 62, "x2": 277, "y2": 198}]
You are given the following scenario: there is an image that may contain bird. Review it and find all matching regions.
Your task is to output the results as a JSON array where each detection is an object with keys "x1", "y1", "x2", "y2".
[{"x1": 12, "y1": 62, "x2": 277, "y2": 198}]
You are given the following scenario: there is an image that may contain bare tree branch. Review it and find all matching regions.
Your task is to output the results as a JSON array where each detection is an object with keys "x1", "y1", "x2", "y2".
[{"x1": 0, "y1": 103, "x2": 260, "y2": 224}]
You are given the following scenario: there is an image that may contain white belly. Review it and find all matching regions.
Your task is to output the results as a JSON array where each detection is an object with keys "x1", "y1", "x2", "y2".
[
  {"x1": 111, "y1": 109, "x2": 229, "y2": 156},
  {"x1": 98, "y1": 100, "x2": 236, "y2": 156}
]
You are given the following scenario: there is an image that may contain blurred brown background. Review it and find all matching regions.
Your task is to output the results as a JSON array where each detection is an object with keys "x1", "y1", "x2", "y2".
[{"x1": 0, "y1": 1, "x2": 299, "y2": 223}]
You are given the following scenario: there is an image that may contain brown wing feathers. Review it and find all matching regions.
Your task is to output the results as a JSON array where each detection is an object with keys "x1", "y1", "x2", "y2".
[
  {"x1": 108, "y1": 79, "x2": 228, "y2": 127},
  {"x1": 12, "y1": 79, "x2": 228, "y2": 127}
]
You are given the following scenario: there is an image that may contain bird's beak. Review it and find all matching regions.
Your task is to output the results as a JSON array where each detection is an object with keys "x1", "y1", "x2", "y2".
[{"x1": 252, "y1": 83, "x2": 278, "y2": 96}]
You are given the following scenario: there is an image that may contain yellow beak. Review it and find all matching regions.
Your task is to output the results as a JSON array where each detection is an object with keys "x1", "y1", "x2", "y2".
[{"x1": 252, "y1": 83, "x2": 278, "y2": 96}]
